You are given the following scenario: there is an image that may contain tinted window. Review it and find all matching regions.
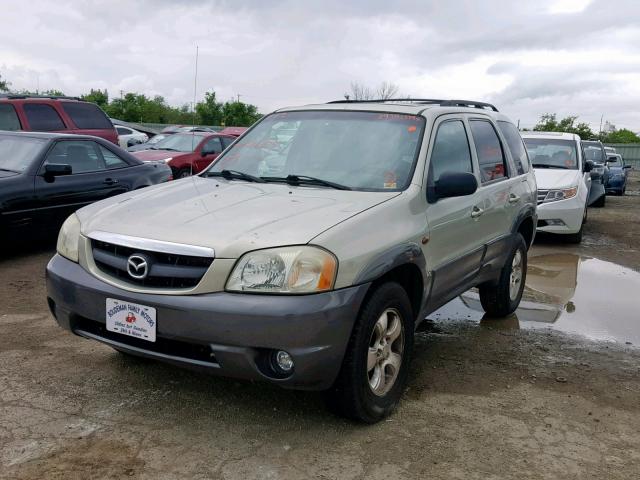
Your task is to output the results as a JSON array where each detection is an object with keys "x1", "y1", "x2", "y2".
[
  {"x1": 99, "y1": 145, "x2": 129, "y2": 169},
  {"x1": 24, "y1": 104, "x2": 66, "y2": 131},
  {"x1": 469, "y1": 120, "x2": 507, "y2": 183},
  {"x1": 44, "y1": 141, "x2": 106, "y2": 174},
  {"x1": 429, "y1": 120, "x2": 473, "y2": 183},
  {"x1": 61, "y1": 102, "x2": 113, "y2": 129},
  {"x1": 221, "y1": 136, "x2": 234, "y2": 149},
  {"x1": 0, "y1": 104, "x2": 22, "y2": 130},
  {"x1": 498, "y1": 121, "x2": 528, "y2": 175},
  {"x1": 0, "y1": 135, "x2": 47, "y2": 172},
  {"x1": 583, "y1": 143, "x2": 605, "y2": 162},
  {"x1": 203, "y1": 137, "x2": 223, "y2": 154},
  {"x1": 524, "y1": 138, "x2": 578, "y2": 170},
  {"x1": 116, "y1": 127, "x2": 130, "y2": 135}
]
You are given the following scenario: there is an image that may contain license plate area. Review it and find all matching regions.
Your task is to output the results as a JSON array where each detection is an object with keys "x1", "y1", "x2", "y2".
[{"x1": 106, "y1": 298, "x2": 156, "y2": 342}]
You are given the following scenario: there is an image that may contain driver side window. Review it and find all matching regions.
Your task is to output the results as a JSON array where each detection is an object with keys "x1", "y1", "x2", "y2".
[
  {"x1": 429, "y1": 120, "x2": 473, "y2": 184},
  {"x1": 43, "y1": 140, "x2": 106, "y2": 174},
  {"x1": 203, "y1": 137, "x2": 223, "y2": 154}
]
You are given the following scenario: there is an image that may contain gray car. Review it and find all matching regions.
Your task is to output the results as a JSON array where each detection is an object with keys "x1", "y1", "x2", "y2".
[{"x1": 46, "y1": 99, "x2": 537, "y2": 422}]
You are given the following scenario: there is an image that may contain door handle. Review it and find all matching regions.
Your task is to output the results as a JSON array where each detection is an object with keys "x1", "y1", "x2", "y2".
[
  {"x1": 471, "y1": 206, "x2": 484, "y2": 218},
  {"x1": 508, "y1": 193, "x2": 520, "y2": 204},
  {"x1": 104, "y1": 178, "x2": 119, "y2": 185}
]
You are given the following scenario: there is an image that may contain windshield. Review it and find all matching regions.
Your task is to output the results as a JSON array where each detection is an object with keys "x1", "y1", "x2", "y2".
[
  {"x1": 0, "y1": 135, "x2": 47, "y2": 173},
  {"x1": 582, "y1": 142, "x2": 604, "y2": 162},
  {"x1": 205, "y1": 110, "x2": 425, "y2": 191},
  {"x1": 153, "y1": 133, "x2": 202, "y2": 152},
  {"x1": 607, "y1": 155, "x2": 622, "y2": 166},
  {"x1": 523, "y1": 138, "x2": 578, "y2": 170}
]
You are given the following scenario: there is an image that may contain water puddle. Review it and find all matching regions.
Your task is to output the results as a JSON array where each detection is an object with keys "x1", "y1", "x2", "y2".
[{"x1": 429, "y1": 253, "x2": 640, "y2": 346}]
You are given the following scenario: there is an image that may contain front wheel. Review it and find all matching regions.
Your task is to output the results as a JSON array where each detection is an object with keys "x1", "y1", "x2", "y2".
[
  {"x1": 327, "y1": 282, "x2": 414, "y2": 423},
  {"x1": 479, "y1": 234, "x2": 527, "y2": 318}
]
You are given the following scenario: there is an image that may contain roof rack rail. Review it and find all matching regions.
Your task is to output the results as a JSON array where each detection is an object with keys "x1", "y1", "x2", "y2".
[
  {"x1": 0, "y1": 93, "x2": 82, "y2": 101},
  {"x1": 326, "y1": 98, "x2": 498, "y2": 112}
]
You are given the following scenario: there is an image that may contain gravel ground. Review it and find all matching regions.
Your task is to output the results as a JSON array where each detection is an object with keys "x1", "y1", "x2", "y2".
[{"x1": 1, "y1": 173, "x2": 639, "y2": 479}]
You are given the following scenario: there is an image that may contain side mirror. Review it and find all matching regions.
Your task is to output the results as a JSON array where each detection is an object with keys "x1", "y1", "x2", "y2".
[
  {"x1": 584, "y1": 160, "x2": 594, "y2": 172},
  {"x1": 428, "y1": 171, "x2": 478, "y2": 202},
  {"x1": 44, "y1": 163, "x2": 72, "y2": 177}
]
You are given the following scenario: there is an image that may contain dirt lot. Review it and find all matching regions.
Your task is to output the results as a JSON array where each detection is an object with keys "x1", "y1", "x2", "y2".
[{"x1": 1, "y1": 174, "x2": 639, "y2": 479}]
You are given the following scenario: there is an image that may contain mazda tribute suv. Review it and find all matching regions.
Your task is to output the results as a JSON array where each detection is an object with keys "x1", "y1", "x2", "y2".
[{"x1": 46, "y1": 99, "x2": 537, "y2": 423}]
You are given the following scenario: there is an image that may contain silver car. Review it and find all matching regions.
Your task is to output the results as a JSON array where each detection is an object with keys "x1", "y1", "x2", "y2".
[{"x1": 46, "y1": 99, "x2": 537, "y2": 422}]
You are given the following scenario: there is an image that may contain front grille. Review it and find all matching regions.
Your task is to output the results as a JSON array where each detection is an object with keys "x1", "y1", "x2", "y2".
[
  {"x1": 537, "y1": 189, "x2": 548, "y2": 205},
  {"x1": 91, "y1": 239, "x2": 213, "y2": 289},
  {"x1": 73, "y1": 316, "x2": 219, "y2": 365}
]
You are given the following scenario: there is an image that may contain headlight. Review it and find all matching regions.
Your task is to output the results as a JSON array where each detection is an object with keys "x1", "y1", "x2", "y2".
[
  {"x1": 163, "y1": 157, "x2": 173, "y2": 163},
  {"x1": 56, "y1": 213, "x2": 81, "y2": 262},
  {"x1": 542, "y1": 186, "x2": 578, "y2": 203},
  {"x1": 226, "y1": 246, "x2": 337, "y2": 294}
]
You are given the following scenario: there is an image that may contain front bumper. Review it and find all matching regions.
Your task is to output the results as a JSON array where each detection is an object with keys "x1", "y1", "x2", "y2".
[
  {"x1": 536, "y1": 196, "x2": 585, "y2": 234},
  {"x1": 46, "y1": 254, "x2": 369, "y2": 390},
  {"x1": 606, "y1": 176, "x2": 625, "y2": 193}
]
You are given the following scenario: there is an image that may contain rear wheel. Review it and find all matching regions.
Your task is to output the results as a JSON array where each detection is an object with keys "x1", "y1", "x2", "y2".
[
  {"x1": 176, "y1": 168, "x2": 192, "y2": 179},
  {"x1": 479, "y1": 234, "x2": 527, "y2": 318},
  {"x1": 327, "y1": 282, "x2": 414, "y2": 423}
]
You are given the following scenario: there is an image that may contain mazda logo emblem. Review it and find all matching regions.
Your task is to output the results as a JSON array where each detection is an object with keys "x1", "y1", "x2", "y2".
[{"x1": 127, "y1": 254, "x2": 149, "y2": 280}]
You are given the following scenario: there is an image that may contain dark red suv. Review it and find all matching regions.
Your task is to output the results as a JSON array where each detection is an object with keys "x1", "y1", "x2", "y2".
[{"x1": 0, "y1": 94, "x2": 118, "y2": 144}]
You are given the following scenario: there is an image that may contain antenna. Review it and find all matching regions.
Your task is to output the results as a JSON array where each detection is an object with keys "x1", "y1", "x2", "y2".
[{"x1": 191, "y1": 45, "x2": 199, "y2": 177}]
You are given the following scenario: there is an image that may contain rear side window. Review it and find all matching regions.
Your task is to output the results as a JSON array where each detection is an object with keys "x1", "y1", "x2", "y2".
[
  {"x1": 469, "y1": 120, "x2": 507, "y2": 183},
  {"x1": 221, "y1": 136, "x2": 234, "y2": 149},
  {"x1": 61, "y1": 102, "x2": 113, "y2": 129},
  {"x1": 99, "y1": 145, "x2": 129, "y2": 169},
  {"x1": 497, "y1": 121, "x2": 529, "y2": 175},
  {"x1": 203, "y1": 137, "x2": 223, "y2": 154},
  {"x1": 24, "y1": 104, "x2": 66, "y2": 131},
  {"x1": 0, "y1": 104, "x2": 22, "y2": 130},
  {"x1": 429, "y1": 120, "x2": 473, "y2": 183}
]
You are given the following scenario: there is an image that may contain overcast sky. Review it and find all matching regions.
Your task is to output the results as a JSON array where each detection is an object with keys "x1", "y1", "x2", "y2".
[{"x1": 2, "y1": 0, "x2": 639, "y2": 130}]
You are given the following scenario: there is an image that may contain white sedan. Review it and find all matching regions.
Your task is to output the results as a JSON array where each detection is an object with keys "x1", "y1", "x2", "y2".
[{"x1": 115, "y1": 126, "x2": 148, "y2": 148}]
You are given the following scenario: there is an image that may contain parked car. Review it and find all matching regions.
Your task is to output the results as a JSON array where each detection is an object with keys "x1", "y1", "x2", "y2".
[
  {"x1": 582, "y1": 140, "x2": 609, "y2": 207},
  {"x1": 115, "y1": 125, "x2": 148, "y2": 148},
  {"x1": 0, "y1": 131, "x2": 171, "y2": 239},
  {"x1": 127, "y1": 134, "x2": 169, "y2": 152},
  {"x1": 131, "y1": 132, "x2": 236, "y2": 178},
  {"x1": 0, "y1": 94, "x2": 118, "y2": 144},
  {"x1": 46, "y1": 98, "x2": 537, "y2": 423},
  {"x1": 160, "y1": 125, "x2": 214, "y2": 134},
  {"x1": 522, "y1": 132, "x2": 592, "y2": 243},
  {"x1": 604, "y1": 146, "x2": 616, "y2": 155},
  {"x1": 606, "y1": 153, "x2": 632, "y2": 195}
]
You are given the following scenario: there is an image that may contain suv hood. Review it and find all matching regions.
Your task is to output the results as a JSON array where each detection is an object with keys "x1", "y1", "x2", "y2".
[
  {"x1": 78, "y1": 176, "x2": 400, "y2": 258},
  {"x1": 533, "y1": 169, "x2": 581, "y2": 189}
]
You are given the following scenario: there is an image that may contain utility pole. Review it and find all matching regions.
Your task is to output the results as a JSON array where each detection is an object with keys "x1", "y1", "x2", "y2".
[
  {"x1": 236, "y1": 94, "x2": 242, "y2": 103},
  {"x1": 599, "y1": 114, "x2": 603, "y2": 137}
]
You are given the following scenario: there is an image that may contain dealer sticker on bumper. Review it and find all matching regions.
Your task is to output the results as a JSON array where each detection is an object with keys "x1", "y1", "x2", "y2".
[{"x1": 106, "y1": 298, "x2": 156, "y2": 342}]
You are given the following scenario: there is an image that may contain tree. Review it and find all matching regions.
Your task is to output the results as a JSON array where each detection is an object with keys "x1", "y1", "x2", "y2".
[
  {"x1": 0, "y1": 74, "x2": 9, "y2": 92},
  {"x1": 348, "y1": 81, "x2": 400, "y2": 100},
  {"x1": 601, "y1": 128, "x2": 640, "y2": 144},
  {"x1": 533, "y1": 113, "x2": 595, "y2": 139},
  {"x1": 81, "y1": 89, "x2": 109, "y2": 108},
  {"x1": 195, "y1": 91, "x2": 223, "y2": 125},
  {"x1": 221, "y1": 101, "x2": 261, "y2": 126}
]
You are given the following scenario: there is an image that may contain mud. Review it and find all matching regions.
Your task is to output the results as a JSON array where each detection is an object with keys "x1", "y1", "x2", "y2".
[{"x1": 1, "y1": 172, "x2": 639, "y2": 479}]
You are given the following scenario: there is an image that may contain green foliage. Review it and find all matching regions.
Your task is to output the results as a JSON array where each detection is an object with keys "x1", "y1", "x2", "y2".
[
  {"x1": 221, "y1": 101, "x2": 261, "y2": 127},
  {"x1": 601, "y1": 128, "x2": 640, "y2": 144},
  {"x1": 195, "y1": 91, "x2": 223, "y2": 125},
  {"x1": 0, "y1": 74, "x2": 11, "y2": 92},
  {"x1": 533, "y1": 113, "x2": 595, "y2": 140},
  {"x1": 81, "y1": 89, "x2": 108, "y2": 108}
]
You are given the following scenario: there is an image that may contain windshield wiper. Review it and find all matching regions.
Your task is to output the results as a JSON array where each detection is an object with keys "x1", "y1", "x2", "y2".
[
  {"x1": 204, "y1": 169, "x2": 265, "y2": 183},
  {"x1": 261, "y1": 174, "x2": 351, "y2": 190}
]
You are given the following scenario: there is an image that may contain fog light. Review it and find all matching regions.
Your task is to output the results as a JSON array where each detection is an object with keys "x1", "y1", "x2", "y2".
[
  {"x1": 546, "y1": 219, "x2": 566, "y2": 226},
  {"x1": 275, "y1": 350, "x2": 294, "y2": 372}
]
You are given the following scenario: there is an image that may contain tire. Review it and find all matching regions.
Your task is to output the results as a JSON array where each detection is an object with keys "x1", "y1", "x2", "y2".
[
  {"x1": 592, "y1": 194, "x2": 606, "y2": 207},
  {"x1": 479, "y1": 233, "x2": 527, "y2": 318},
  {"x1": 327, "y1": 282, "x2": 414, "y2": 423},
  {"x1": 176, "y1": 168, "x2": 192, "y2": 179}
]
